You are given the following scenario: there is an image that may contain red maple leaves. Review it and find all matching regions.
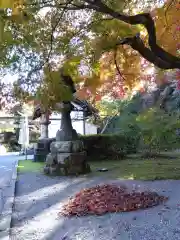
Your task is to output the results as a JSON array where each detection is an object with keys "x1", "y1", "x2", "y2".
[{"x1": 59, "y1": 184, "x2": 168, "y2": 217}]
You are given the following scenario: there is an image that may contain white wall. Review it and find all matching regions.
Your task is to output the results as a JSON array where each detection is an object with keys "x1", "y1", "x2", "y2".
[
  {"x1": 48, "y1": 111, "x2": 97, "y2": 138},
  {"x1": 84, "y1": 122, "x2": 97, "y2": 135}
]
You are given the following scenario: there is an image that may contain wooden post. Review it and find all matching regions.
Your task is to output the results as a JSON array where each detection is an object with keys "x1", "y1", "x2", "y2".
[{"x1": 39, "y1": 113, "x2": 50, "y2": 139}]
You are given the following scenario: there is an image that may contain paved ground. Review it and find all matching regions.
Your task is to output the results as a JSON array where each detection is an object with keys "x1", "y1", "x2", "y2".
[
  {"x1": 0, "y1": 154, "x2": 19, "y2": 240},
  {"x1": 0, "y1": 153, "x2": 33, "y2": 240},
  {"x1": 10, "y1": 170, "x2": 180, "y2": 240}
]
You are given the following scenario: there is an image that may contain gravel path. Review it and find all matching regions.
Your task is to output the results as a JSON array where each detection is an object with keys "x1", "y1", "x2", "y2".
[{"x1": 10, "y1": 172, "x2": 180, "y2": 240}]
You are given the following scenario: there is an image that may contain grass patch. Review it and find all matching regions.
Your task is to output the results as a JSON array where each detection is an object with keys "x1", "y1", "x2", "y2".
[
  {"x1": 17, "y1": 152, "x2": 180, "y2": 180},
  {"x1": 17, "y1": 160, "x2": 45, "y2": 173},
  {"x1": 87, "y1": 153, "x2": 180, "y2": 180}
]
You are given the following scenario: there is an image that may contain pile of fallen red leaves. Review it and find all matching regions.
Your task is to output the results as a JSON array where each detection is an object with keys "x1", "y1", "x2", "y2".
[{"x1": 59, "y1": 184, "x2": 168, "y2": 217}]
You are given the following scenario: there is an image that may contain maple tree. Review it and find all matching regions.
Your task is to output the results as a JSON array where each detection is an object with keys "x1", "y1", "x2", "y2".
[{"x1": 0, "y1": 0, "x2": 179, "y2": 109}]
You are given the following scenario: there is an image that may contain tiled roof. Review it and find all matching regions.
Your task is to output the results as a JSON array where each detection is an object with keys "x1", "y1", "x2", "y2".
[{"x1": 32, "y1": 98, "x2": 98, "y2": 120}]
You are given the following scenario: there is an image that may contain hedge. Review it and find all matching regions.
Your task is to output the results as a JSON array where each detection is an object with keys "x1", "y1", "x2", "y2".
[{"x1": 79, "y1": 133, "x2": 139, "y2": 160}]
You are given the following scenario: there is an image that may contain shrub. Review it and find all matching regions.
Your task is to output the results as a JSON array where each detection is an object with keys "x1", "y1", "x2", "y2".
[
  {"x1": 136, "y1": 108, "x2": 180, "y2": 153},
  {"x1": 80, "y1": 133, "x2": 139, "y2": 160},
  {"x1": 0, "y1": 131, "x2": 20, "y2": 152}
]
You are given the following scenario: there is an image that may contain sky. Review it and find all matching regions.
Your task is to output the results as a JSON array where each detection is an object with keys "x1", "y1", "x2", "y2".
[{"x1": 2, "y1": 73, "x2": 18, "y2": 84}]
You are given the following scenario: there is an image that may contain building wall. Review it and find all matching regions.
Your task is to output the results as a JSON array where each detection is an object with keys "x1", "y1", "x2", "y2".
[
  {"x1": 0, "y1": 110, "x2": 98, "y2": 137},
  {"x1": 0, "y1": 112, "x2": 15, "y2": 130},
  {"x1": 84, "y1": 122, "x2": 98, "y2": 135}
]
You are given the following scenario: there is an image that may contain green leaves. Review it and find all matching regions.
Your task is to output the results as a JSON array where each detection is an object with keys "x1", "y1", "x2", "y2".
[
  {"x1": 62, "y1": 55, "x2": 82, "y2": 77},
  {"x1": 0, "y1": 0, "x2": 13, "y2": 8},
  {"x1": 136, "y1": 107, "x2": 180, "y2": 152},
  {"x1": 35, "y1": 67, "x2": 74, "y2": 110},
  {"x1": 0, "y1": 17, "x2": 5, "y2": 42},
  {"x1": 91, "y1": 18, "x2": 139, "y2": 56}
]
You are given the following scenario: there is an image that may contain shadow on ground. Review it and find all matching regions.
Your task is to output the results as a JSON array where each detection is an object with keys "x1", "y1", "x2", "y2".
[{"x1": 10, "y1": 171, "x2": 180, "y2": 240}]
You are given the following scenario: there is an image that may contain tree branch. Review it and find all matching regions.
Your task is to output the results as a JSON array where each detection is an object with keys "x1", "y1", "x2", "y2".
[
  {"x1": 26, "y1": 1, "x2": 87, "y2": 11},
  {"x1": 117, "y1": 34, "x2": 177, "y2": 69},
  {"x1": 25, "y1": 0, "x2": 180, "y2": 70},
  {"x1": 83, "y1": 0, "x2": 180, "y2": 69},
  {"x1": 114, "y1": 47, "x2": 126, "y2": 80},
  {"x1": 42, "y1": 0, "x2": 73, "y2": 67}
]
